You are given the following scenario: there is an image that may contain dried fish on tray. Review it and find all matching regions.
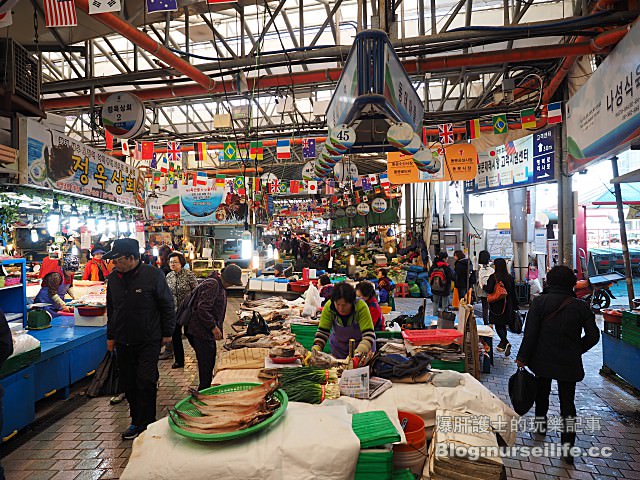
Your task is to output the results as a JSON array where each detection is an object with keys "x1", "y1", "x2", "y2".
[
  {"x1": 224, "y1": 332, "x2": 297, "y2": 350},
  {"x1": 169, "y1": 381, "x2": 288, "y2": 441},
  {"x1": 241, "y1": 297, "x2": 288, "y2": 310}
]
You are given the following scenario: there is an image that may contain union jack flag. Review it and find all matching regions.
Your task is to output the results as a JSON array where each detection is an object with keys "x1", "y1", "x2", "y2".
[
  {"x1": 438, "y1": 123, "x2": 454, "y2": 145},
  {"x1": 167, "y1": 141, "x2": 182, "y2": 163}
]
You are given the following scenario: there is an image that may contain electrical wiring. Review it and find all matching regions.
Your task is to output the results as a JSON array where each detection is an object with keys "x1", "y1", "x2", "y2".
[{"x1": 447, "y1": 10, "x2": 613, "y2": 32}]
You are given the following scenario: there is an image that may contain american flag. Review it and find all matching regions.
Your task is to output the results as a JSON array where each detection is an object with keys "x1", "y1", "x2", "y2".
[
  {"x1": 44, "y1": 0, "x2": 77, "y2": 27},
  {"x1": 505, "y1": 141, "x2": 517, "y2": 156},
  {"x1": 438, "y1": 123, "x2": 454, "y2": 145},
  {"x1": 166, "y1": 141, "x2": 182, "y2": 163}
]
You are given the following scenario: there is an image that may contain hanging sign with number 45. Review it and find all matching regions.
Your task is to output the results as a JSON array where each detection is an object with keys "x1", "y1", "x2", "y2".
[{"x1": 329, "y1": 124, "x2": 356, "y2": 151}]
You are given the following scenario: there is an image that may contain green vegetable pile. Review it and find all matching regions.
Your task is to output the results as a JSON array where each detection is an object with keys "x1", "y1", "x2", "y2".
[{"x1": 278, "y1": 367, "x2": 340, "y2": 404}]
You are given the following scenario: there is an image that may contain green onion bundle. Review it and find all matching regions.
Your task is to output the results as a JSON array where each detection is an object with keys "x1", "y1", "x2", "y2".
[
  {"x1": 279, "y1": 367, "x2": 338, "y2": 385},
  {"x1": 282, "y1": 381, "x2": 341, "y2": 404}
]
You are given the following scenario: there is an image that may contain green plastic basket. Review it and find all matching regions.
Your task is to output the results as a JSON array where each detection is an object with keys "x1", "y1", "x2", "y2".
[
  {"x1": 168, "y1": 382, "x2": 288, "y2": 442},
  {"x1": 352, "y1": 411, "x2": 401, "y2": 448},
  {"x1": 430, "y1": 359, "x2": 465, "y2": 372},
  {"x1": 393, "y1": 468, "x2": 417, "y2": 480}
]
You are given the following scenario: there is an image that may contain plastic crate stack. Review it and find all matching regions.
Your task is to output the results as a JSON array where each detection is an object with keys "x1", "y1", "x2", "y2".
[{"x1": 351, "y1": 411, "x2": 401, "y2": 480}]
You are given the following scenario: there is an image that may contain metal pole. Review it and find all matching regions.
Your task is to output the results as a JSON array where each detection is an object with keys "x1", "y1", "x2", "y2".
[
  {"x1": 430, "y1": 0, "x2": 436, "y2": 34},
  {"x1": 418, "y1": 0, "x2": 425, "y2": 36},
  {"x1": 184, "y1": 7, "x2": 190, "y2": 58},
  {"x1": 299, "y1": 0, "x2": 304, "y2": 47},
  {"x1": 611, "y1": 156, "x2": 635, "y2": 308}
]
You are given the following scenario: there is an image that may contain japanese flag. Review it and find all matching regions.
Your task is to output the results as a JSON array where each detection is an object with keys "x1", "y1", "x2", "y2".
[
  {"x1": 368, "y1": 174, "x2": 378, "y2": 185},
  {"x1": 121, "y1": 139, "x2": 130, "y2": 156},
  {"x1": 307, "y1": 180, "x2": 318, "y2": 194}
]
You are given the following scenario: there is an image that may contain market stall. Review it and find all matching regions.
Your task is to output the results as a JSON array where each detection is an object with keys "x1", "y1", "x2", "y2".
[{"x1": 120, "y1": 293, "x2": 515, "y2": 479}]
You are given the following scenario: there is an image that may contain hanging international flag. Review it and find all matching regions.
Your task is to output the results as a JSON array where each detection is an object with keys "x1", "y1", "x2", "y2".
[
  {"x1": 354, "y1": 177, "x2": 363, "y2": 188},
  {"x1": 302, "y1": 138, "x2": 316, "y2": 159},
  {"x1": 249, "y1": 141, "x2": 263, "y2": 161},
  {"x1": 438, "y1": 123, "x2": 454, "y2": 145},
  {"x1": 159, "y1": 156, "x2": 169, "y2": 173},
  {"x1": 146, "y1": 0, "x2": 177, "y2": 13},
  {"x1": 368, "y1": 174, "x2": 378, "y2": 185},
  {"x1": 88, "y1": 0, "x2": 121, "y2": 14},
  {"x1": 207, "y1": 0, "x2": 238, "y2": 4},
  {"x1": 277, "y1": 139, "x2": 291, "y2": 159},
  {"x1": 104, "y1": 129, "x2": 113, "y2": 151},
  {"x1": 467, "y1": 119, "x2": 481, "y2": 140},
  {"x1": 547, "y1": 102, "x2": 562, "y2": 124},
  {"x1": 493, "y1": 114, "x2": 508, "y2": 134},
  {"x1": 152, "y1": 172, "x2": 161, "y2": 185},
  {"x1": 234, "y1": 176, "x2": 245, "y2": 191},
  {"x1": 324, "y1": 179, "x2": 335, "y2": 195},
  {"x1": 355, "y1": 191, "x2": 361, "y2": 203},
  {"x1": 121, "y1": 139, "x2": 129, "y2": 156},
  {"x1": 505, "y1": 141, "x2": 517, "y2": 156},
  {"x1": 196, "y1": 171, "x2": 208, "y2": 186},
  {"x1": 307, "y1": 180, "x2": 318, "y2": 194},
  {"x1": 216, "y1": 174, "x2": 225, "y2": 188},
  {"x1": 520, "y1": 108, "x2": 536, "y2": 129},
  {"x1": 278, "y1": 182, "x2": 288, "y2": 194},
  {"x1": 290, "y1": 180, "x2": 300, "y2": 194},
  {"x1": 361, "y1": 177, "x2": 372, "y2": 192},
  {"x1": 253, "y1": 177, "x2": 261, "y2": 192},
  {"x1": 0, "y1": 11, "x2": 12, "y2": 28},
  {"x1": 167, "y1": 141, "x2": 182, "y2": 163},
  {"x1": 362, "y1": 195, "x2": 368, "y2": 203},
  {"x1": 374, "y1": 185, "x2": 381, "y2": 194},
  {"x1": 141, "y1": 141, "x2": 154, "y2": 161},
  {"x1": 150, "y1": 152, "x2": 158, "y2": 169},
  {"x1": 44, "y1": 0, "x2": 77, "y2": 27},
  {"x1": 379, "y1": 172, "x2": 390, "y2": 188},
  {"x1": 268, "y1": 180, "x2": 279, "y2": 194},
  {"x1": 195, "y1": 142, "x2": 207, "y2": 163},
  {"x1": 223, "y1": 142, "x2": 237, "y2": 162}
]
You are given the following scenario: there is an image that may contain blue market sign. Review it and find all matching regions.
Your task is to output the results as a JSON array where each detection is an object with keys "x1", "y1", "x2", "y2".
[{"x1": 464, "y1": 127, "x2": 556, "y2": 194}]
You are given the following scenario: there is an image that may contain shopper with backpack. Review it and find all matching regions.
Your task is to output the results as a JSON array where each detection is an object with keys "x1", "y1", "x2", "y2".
[
  {"x1": 484, "y1": 258, "x2": 518, "y2": 356},
  {"x1": 429, "y1": 252, "x2": 454, "y2": 315},
  {"x1": 476, "y1": 250, "x2": 494, "y2": 325}
]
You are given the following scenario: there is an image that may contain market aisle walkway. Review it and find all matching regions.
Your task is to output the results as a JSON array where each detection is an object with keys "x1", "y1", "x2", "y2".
[{"x1": 2, "y1": 297, "x2": 640, "y2": 479}]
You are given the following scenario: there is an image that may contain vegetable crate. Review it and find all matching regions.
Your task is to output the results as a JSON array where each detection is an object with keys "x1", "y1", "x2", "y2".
[
  {"x1": 622, "y1": 311, "x2": 640, "y2": 348},
  {"x1": 430, "y1": 359, "x2": 466, "y2": 373},
  {"x1": 290, "y1": 324, "x2": 331, "y2": 353}
]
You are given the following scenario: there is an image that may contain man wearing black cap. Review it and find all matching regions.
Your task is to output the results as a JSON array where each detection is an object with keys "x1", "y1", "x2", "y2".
[
  {"x1": 104, "y1": 238, "x2": 175, "y2": 440},
  {"x1": 181, "y1": 263, "x2": 244, "y2": 391}
]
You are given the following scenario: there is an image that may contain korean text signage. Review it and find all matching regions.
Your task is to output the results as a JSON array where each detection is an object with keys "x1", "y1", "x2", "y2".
[
  {"x1": 464, "y1": 127, "x2": 555, "y2": 194},
  {"x1": 21, "y1": 118, "x2": 143, "y2": 207},
  {"x1": 387, "y1": 144, "x2": 478, "y2": 184},
  {"x1": 101, "y1": 92, "x2": 146, "y2": 139},
  {"x1": 383, "y1": 44, "x2": 423, "y2": 133},
  {"x1": 567, "y1": 19, "x2": 640, "y2": 173}
]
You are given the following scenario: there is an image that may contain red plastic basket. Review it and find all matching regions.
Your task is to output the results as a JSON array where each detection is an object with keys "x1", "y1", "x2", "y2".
[
  {"x1": 401, "y1": 329, "x2": 463, "y2": 346},
  {"x1": 601, "y1": 309, "x2": 623, "y2": 324},
  {"x1": 288, "y1": 280, "x2": 318, "y2": 293}
]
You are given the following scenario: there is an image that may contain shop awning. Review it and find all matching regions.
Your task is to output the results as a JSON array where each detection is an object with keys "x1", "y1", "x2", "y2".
[
  {"x1": 589, "y1": 183, "x2": 640, "y2": 206},
  {"x1": 611, "y1": 169, "x2": 640, "y2": 184}
]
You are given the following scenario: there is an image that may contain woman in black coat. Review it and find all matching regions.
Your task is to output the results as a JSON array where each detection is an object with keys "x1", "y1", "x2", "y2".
[
  {"x1": 516, "y1": 266, "x2": 599, "y2": 464},
  {"x1": 483, "y1": 258, "x2": 517, "y2": 356},
  {"x1": 453, "y1": 250, "x2": 475, "y2": 304}
]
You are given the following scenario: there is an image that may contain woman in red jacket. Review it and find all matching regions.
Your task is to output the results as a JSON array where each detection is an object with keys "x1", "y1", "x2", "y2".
[
  {"x1": 356, "y1": 281, "x2": 385, "y2": 331},
  {"x1": 82, "y1": 246, "x2": 112, "y2": 281}
]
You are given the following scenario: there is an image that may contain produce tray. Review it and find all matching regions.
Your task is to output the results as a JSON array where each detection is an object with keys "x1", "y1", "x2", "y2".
[
  {"x1": 0, "y1": 347, "x2": 41, "y2": 379},
  {"x1": 352, "y1": 411, "x2": 401, "y2": 448},
  {"x1": 168, "y1": 382, "x2": 288, "y2": 442},
  {"x1": 290, "y1": 324, "x2": 331, "y2": 353},
  {"x1": 355, "y1": 449, "x2": 393, "y2": 479},
  {"x1": 430, "y1": 359, "x2": 465, "y2": 372},
  {"x1": 402, "y1": 329, "x2": 463, "y2": 346}
]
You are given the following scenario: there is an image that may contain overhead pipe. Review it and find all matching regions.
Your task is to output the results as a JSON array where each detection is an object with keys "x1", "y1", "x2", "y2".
[
  {"x1": 74, "y1": 0, "x2": 215, "y2": 93},
  {"x1": 44, "y1": 29, "x2": 626, "y2": 111}
]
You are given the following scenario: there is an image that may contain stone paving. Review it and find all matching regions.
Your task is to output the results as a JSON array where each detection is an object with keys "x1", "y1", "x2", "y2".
[{"x1": 2, "y1": 296, "x2": 640, "y2": 479}]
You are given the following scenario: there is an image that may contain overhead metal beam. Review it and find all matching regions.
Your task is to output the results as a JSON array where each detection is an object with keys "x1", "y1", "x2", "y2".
[
  {"x1": 199, "y1": 13, "x2": 238, "y2": 58},
  {"x1": 248, "y1": 0, "x2": 288, "y2": 56},
  {"x1": 324, "y1": 3, "x2": 339, "y2": 43},
  {"x1": 100, "y1": 37, "x2": 133, "y2": 73},
  {"x1": 309, "y1": 0, "x2": 346, "y2": 47},
  {"x1": 439, "y1": 0, "x2": 467, "y2": 34}
]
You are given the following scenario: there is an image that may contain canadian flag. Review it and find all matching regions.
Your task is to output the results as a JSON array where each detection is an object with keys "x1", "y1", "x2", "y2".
[{"x1": 307, "y1": 180, "x2": 318, "y2": 194}]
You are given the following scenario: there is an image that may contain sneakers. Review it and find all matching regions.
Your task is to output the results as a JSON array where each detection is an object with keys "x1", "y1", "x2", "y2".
[
  {"x1": 109, "y1": 393, "x2": 125, "y2": 405},
  {"x1": 158, "y1": 349, "x2": 173, "y2": 361},
  {"x1": 504, "y1": 343, "x2": 512, "y2": 357},
  {"x1": 171, "y1": 362, "x2": 184, "y2": 369},
  {"x1": 122, "y1": 425, "x2": 146, "y2": 440},
  {"x1": 496, "y1": 340, "x2": 507, "y2": 353}
]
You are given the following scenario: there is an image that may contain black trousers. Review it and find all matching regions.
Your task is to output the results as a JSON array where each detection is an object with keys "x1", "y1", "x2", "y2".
[
  {"x1": 171, "y1": 324, "x2": 185, "y2": 366},
  {"x1": 495, "y1": 324, "x2": 509, "y2": 345},
  {"x1": 187, "y1": 334, "x2": 216, "y2": 391},
  {"x1": 534, "y1": 377, "x2": 577, "y2": 445},
  {"x1": 116, "y1": 342, "x2": 161, "y2": 428},
  {"x1": 480, "y1": 297, "x2": 490, "y2": 325}
]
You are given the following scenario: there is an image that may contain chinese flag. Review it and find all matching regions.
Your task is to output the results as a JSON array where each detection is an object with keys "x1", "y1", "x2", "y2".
[
  {"x1": 141, "y1": 141, "x2": 154, "y2": 161},
  {"x1": 290, "y1": 180, "x2": 300, "y2": 194},
  {"x1": 104, "y1": 129, "x2": 113, "y2": 151}
]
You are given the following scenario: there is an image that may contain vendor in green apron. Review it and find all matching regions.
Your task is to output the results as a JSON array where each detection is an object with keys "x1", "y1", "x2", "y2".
[{"x1": 312, "y1": 282, "x2": 376, "y2": 360}]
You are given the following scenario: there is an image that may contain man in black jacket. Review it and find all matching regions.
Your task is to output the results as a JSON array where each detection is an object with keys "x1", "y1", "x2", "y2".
[
  {"x1": 0, "y1": 310, "x2": 14, "y2": 480},
  {"x1": 105, "y1": 239, "x2": 175, "y2": 440}
]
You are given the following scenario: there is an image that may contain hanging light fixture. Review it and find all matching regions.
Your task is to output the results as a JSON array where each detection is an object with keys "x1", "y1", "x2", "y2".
[
  {"x1": 152, "y1": 245, "x2": 159, "y2": 257},
  {"x1": 273, "y1": 248, "x2": 279, "y2": 261},
  {"x1": 349, "y1": 254, "x2": 355, "y2": 266},
  {"x1": 267, "y1": 244, "x2": 273, "y2": 259},
  {"x1": 30, "y1": 229, "x2": 39, "y2": 243},
  {"x1": 128, "y1": 215, "x2": 136, "y2": 234},
  {"x1": 241, "y1": 229, "x2": 252, "y2": 260},
  {"x1": 69, "y1": 204, "x2": 80, "y2": 231},
  {"x1": 107, "y1": 216, "x2": 117, "y2": 234},
  {"x1": 86, "y1": 204, "x2": 96, "y2": 232},
  {"x1": 47, "y1": 213, "x2": 60, "y2": 235},
  {"x1": 252, "y1": 251, "x2": 260, "y2": 270},
  {"x1": 71, "y1": 244, "x2": 79, "y2": 255},
  {"x1": 97, "y1": 205, "x2": 107, "y2": 234}
]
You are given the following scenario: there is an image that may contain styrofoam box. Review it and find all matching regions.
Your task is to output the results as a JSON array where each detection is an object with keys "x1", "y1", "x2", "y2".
[
  {"x1": 275, "y1": 280, "x2": 289, "y2": 292},
  {"x1": 249, "y1": 278, "x2": 262, "y2": 290},
  {"x1": 262, "y1": 278, "x2": 275, "y2": 292},
  {"x1": 74, "y1": 311, "x2": 107, "y2": 327}
]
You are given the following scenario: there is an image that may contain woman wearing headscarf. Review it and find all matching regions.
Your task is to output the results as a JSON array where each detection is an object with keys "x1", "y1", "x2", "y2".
[
  {"x1": 35, "y1": 255, "x2": 79, "y2": 317},
  {"x1": 82, "y1": 245, "x2": 112, "y2": 281}
]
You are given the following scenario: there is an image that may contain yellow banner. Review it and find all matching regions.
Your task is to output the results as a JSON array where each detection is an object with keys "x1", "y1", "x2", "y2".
[{"x1": 387, "y1": 144, "x2": 478, "y2": 184}]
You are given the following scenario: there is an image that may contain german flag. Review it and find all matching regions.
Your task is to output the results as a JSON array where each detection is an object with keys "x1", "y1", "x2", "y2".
[
  {"x1": 195, "y1": 142, "x2": 208, "y2": 162},
  {"x1": 467, "y1": 118, "x2": 480, "y2": 139}
]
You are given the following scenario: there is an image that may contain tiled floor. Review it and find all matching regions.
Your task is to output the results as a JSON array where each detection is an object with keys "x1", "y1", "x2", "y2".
[{"x1": 2, "y1": 296, "x2": 640, "y2": 479}]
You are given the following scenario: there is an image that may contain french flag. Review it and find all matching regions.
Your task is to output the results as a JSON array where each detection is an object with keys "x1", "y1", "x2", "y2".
[
  {"x1": 196, "y1": 171, "x2": 208, "y2": 186},
  {"x1": 277, "y1": 139, "x2": 291, "y2": 159}
]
